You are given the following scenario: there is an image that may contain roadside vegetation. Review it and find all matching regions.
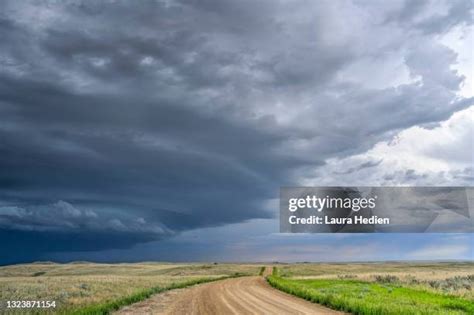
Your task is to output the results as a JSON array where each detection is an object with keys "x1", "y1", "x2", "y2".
[
  {"x1": 275, "y1": 262, "x2": 474, "y2": 299},
  {"x1": 272, "y1": 266, "x2": 279, "y2": 276},
  {"x1": 70, "y1": 275, "x2": 242, "y2": 315},
  {"x1": 0, "y1": 262, "x2": 259, "y2": 314},
  {"x1": 267, "y1": 263, "x2": 474, "y2": 315}
]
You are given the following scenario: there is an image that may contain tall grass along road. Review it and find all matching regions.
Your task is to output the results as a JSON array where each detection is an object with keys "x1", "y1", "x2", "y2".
[
  {"x1": 267, "y1": 268, "x2": 474, "y2": 315},
  {"x1": 115, "y1": 267, "x2": 341, "y2": 314}
]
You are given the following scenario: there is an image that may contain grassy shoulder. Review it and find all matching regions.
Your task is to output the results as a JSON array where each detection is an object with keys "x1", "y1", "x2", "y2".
[
  {"x1": 267, "y1": 271, "x2": 474, "y2": 315},
  {"x1": 275, "y1": 262, "x2": 474, "y2": 300}
]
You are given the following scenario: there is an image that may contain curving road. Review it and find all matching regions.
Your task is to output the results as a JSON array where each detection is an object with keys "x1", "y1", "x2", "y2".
[{"x1": 115, "y1": 268, "x2": 342, "y2": 315}]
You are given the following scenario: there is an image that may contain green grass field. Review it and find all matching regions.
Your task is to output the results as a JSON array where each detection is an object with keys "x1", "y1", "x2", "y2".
[
  {"x1": 268, "y1": 265, "x2": 474, "y2": 315},
  {"x1": 274, "y1": 262, "x2": 474, "y2": 299}
]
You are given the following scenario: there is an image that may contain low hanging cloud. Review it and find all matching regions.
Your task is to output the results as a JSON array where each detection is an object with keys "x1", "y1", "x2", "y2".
[
  {"x1": 0, "y1": 0, "x2": 472, "y2": 263},
  {"x1": 0, "y1": 200, "x2": 167, "y2": 234},
  {"x1": 0, "y1": 200, "x2": 172, "y2": 264}
]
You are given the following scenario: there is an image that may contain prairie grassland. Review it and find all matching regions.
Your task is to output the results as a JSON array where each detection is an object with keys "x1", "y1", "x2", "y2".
[
  {"x1": 276, "y1": 262, "x2": 474, "y2": 299},
  {"x1": 0, "y1": 262, "x2": 259, "y2": 314},
  {"x1": 267, "y1": 275, "x2": 474, "y2": 315},
  {"x1": 277, "y1": 262, "x2": 474, "y2": 278}
]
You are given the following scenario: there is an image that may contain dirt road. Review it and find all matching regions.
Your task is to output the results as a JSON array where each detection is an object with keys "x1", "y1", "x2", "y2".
[{"x1": 115, "y1": 268, "x2": 342, "y2": 314}]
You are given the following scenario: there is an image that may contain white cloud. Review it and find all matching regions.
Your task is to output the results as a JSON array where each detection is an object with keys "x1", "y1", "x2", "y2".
[{"x1": 305, "y1": 106, "x2": 474, "y2": 186}]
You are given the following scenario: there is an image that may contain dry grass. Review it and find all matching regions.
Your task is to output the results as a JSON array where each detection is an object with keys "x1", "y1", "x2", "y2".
[
  {"x1": 277, "y1": 262, "x2": 474, "y2": 277},
  {"x1": 0, "y1": 262, "x2": 259, "y2": 314}
]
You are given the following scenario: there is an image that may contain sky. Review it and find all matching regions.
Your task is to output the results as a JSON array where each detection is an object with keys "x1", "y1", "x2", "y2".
[{"x1": 0, "y1": 0, "x2": 472, "y2": 265}]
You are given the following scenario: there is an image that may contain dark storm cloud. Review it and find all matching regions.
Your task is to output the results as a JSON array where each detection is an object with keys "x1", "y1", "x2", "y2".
[
  {"x1": 0, "y1": 200, "x2": 168, "y2": 264},
  {"x1": 0, "y1": 0, "x2": 472, "y2": 263}
]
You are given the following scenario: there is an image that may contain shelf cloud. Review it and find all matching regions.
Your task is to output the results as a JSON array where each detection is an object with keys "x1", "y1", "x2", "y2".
[{"x1": 0, "y1": 0, "x2": 472, "y2": 264}]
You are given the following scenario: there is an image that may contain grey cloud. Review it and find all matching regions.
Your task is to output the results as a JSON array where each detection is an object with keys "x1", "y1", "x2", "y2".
[
  {"x1": 385, "y1": 0, "x2": 472, "y2": 34},
  {"x1": 0, "y1": 200, "x2": 170, "y2": 264},
  {"x1": 334, "y1": 159, "x2": 383, "y2": 175},
  {"x1": 0, "y1": 200, "x2": 165, "y2": 235},
  {"x1": 416, "y1": 0, "x2": 473, "y2": 34},
  {"x1": 375, "y1": 168, "x2": 473, "y2": 186},
  {"x1": 0, "y1": 0, "x2": 472, "y2": 262},
  {"x1": 405, "y1": 39, "x2": 464, "y2": 90}
]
